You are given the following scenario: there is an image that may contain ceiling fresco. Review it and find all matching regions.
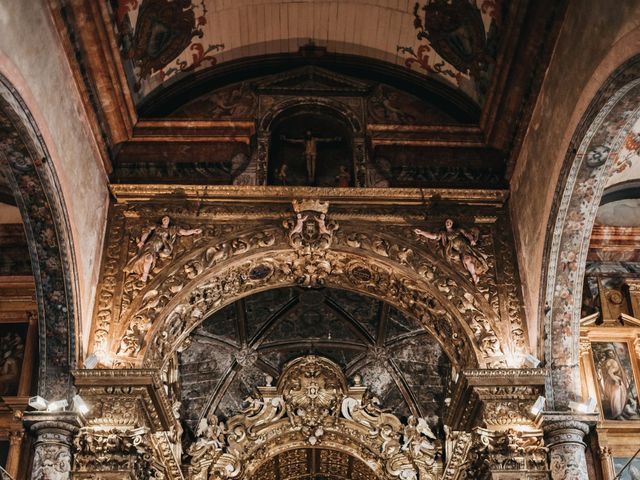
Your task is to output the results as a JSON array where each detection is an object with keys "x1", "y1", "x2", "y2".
[
  {"x1": 178, "y1": 287, "x2": 450, "y2": 438},
  {"x1": 112, "y1": 0, "x2": 504, "y2": 105}
]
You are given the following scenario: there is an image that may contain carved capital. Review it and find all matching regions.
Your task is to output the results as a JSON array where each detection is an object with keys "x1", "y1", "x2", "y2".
[
  {"x1": 72, "y1": 369, "x2": 174, "y2": 431},
  {"x1": 579, "y1": 337, "x2": 591, "y2": 358},
  {"x1": 446, "y1": 368, "x2": 546, "y2": 432},
  {"x1": 23, "y1": 412, "x2": 84, "y2": 480},
  {"x1": 542, "y1": 413, "x2": 596, "y2": 480},
  {"x1": 8, "y1": 429, "x2": 24, "y2": 446},
  {"x1": 471, "y1": 427, "x2": 548, "y2": 475},
  {"x1": 71, "y1": 369, "x2": 180, "y2": 479}
]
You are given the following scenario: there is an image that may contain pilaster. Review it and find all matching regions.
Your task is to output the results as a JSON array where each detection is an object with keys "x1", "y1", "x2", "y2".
[
  {"x1": 445, "y1": 368, "x2": 548, "y2": 479},
  {"x1": 71, "y1": 369, "x2": 184, "y2": 480}
]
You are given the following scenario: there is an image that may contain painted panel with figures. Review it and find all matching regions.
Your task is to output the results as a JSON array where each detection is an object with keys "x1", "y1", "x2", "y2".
[{"x1": 592, "y1": 342, "x2": 640, "y2": 420}]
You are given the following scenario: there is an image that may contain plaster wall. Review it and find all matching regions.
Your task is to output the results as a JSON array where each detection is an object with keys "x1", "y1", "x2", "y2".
[
  {"x1": 0, "y1": 1, "x2": 110, "y2": 356},
  {"x1": 510, "y1": 0, "x2": 640, "y2": 353}
]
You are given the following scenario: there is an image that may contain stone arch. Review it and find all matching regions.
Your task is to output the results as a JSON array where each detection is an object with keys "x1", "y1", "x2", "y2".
[
  {"x1": 542, "y1": 56, "x2": 640, "y2": 407},
  {"x1": 0, "y1": 73, "x2": 79, "y2": 399},
  {"x1": 110, "y1": 214, "x2": 513, "y2": 372}
]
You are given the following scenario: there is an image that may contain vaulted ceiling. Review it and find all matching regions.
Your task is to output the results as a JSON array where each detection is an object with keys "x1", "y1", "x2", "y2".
[
  {"x1": 114, "y1": 0, "x2": 502, "y2": 106},
  {"x1": 60, "y1": 0, "x2": 567, "y2": 185},
  {"x1": 178, "y1": 287, "x2": 450, "y2": 435}
]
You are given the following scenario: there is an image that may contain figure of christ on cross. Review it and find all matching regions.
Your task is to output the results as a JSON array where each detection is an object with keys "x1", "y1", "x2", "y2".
[{"x1": 280, "y1": 130, "x2": 342, "y2": 183}]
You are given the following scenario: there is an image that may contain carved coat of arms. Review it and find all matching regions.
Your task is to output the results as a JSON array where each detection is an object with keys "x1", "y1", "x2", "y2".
[{"x1": 283, "y1": 200, "x2": 338, "y2": 254}]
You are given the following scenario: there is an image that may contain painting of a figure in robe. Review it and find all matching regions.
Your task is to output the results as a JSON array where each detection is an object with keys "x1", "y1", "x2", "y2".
[
  {"x1": 269, "y1": 110, "x2": 353, "y2": 187},
  {"x1": 613, "y1": 457, "x2": 640, "y2": 479},
  {"x1": 592, "y1": 342, "x2": 640, "y2": 420},
  {"x1": 0, "y1": 326, "x2": 26, "y2": 396}
]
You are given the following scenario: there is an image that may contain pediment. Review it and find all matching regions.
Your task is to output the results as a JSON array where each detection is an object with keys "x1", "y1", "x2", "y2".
[{"x1": 255, "y1": 66, "x2": 372, "y2": 95}]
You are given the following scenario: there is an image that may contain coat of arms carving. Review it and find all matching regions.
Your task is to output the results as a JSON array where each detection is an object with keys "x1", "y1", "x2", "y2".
[{"x1": 283, "y1": 200, "x2": 339, "y2": 253}]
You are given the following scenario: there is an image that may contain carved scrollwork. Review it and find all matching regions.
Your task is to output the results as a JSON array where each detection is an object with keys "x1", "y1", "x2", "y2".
[
  {"x1": 73, "y1": 427, "x2": 151, "y2": 474},
  {"x1": 94, "y1": 200, "x2": 525, "y2": 373},
  {"x1": 185, "y1": 355, "x2": 440, "y2": 480}
]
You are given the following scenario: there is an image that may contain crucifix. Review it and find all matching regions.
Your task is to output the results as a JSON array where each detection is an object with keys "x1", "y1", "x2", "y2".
[{"x1": 280, "y1": 130, "x2": 342, "y2": 183}]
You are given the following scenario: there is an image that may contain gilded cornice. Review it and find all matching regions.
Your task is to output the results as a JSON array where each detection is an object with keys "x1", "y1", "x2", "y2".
[{"x1": 109, "y1": 184, "x2": 509, "y2": 206}]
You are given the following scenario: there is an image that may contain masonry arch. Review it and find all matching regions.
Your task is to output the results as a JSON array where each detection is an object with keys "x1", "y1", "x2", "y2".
[
  {"x1": 542, "y1": 56, "x2": 640, "y2": 408},
  {"x1": 110, "y1": 214, "x2": 513, "y2": 373},
  {"x1": 0, "y1": 73, "x2": 79, "y2": 399}
]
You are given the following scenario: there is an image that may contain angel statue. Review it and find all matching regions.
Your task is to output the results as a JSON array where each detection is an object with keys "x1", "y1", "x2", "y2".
[
  {"x1": 414, "y1": 218, "x2": 488, "y2": 284},
  {"x1": 401, "y1": 415, "x2": 437, "y2": 459},
  {"x1": 124, "y1": 215, "x2": 202, "y2": 283},
  {"x1": 187, "y1": 413, "x2": 226, "y2": 462}
]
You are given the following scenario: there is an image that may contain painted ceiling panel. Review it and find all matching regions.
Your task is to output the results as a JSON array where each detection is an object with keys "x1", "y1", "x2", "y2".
[{"x1": 113, "y1": 0, "x2": 503, "y2": 104}]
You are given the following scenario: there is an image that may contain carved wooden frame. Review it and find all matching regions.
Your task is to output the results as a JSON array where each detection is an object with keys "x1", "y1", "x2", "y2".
[{"x1": 579, "y1": 323, "x2": 640, "y2": 479}]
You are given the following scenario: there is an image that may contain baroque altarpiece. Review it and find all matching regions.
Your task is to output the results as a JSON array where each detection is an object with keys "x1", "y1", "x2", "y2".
[{"x1": 2, "y1": 0, "x2": 639, "y2": 479}]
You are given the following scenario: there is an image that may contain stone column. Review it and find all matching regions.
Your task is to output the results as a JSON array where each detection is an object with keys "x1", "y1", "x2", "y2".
[
  {"x1": 543, "y1": 414, "x2": 596, "y2": 480},
  {"x1": 23, "y1": 411, "x2": 83, "y2": 480},
  {"x1": 445, "y1": 369, "x2": 548, "y2": 479}
]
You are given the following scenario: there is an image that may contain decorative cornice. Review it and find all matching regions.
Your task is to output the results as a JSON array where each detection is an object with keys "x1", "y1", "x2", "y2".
[
  {"x1": 109, "y1": 184, "x2": 509, "y2": 205},
  {"x1": 72, "y1": 369, "x2": 173, "y2": 432}
]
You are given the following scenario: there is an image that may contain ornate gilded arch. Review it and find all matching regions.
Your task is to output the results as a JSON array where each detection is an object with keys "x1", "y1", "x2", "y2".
[
  {"x1": 0, "y1": 73, "x2": 80, "y2": 399},
  {"x1": 542, "y1": 56, "x2": 640, "y2": 407},
  {"x1": 101, "y1": 198, "x2": 526, "y2": 372},
  {"x1": 184, "y1": 355, "x2": 441, "y2": 480}
]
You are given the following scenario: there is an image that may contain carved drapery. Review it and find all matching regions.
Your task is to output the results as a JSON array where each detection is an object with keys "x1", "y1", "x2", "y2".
[
  {"x1": 90, "y1": 196, "x2": 530, "y2": 374},
  {"x1": 185, "y1": 355, "x2": 440, "y2": 480},
  {"x1": 24, "y1": 412, "x2": 83, "y2": 480},
  {"x1": 444, "y1": 369, "x2": 548, "y2": 479}
]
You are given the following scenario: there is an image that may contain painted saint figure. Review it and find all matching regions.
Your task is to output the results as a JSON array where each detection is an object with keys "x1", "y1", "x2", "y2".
[
  {"x1": 280, "y1": 131, "x2": 342, "y2": 183},
  {"x1": 124, "y1": 215, "x2": 202, "y2": 283},
  {"x1": 597, "y1": 348, "x2": 630, "y2": 419},
  {"x1": 414, "y1": 218, "x2": 488, "y2": 284}
]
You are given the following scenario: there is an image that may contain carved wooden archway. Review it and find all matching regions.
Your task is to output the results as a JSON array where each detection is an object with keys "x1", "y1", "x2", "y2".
[
  {"x1": 105, "y1": 199, "x2": 524, "y2": 372},
  {"x1": 0, "y1": 73, "x2": 79, "y2": 399}
]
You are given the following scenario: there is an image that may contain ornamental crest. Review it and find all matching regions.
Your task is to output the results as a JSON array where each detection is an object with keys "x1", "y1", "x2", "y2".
[
  {"x1": 283, "y1": 199, "x2": 338, "y2": 253},
  {"x1": 185, "y1": 356, "x2": 440, "y2": 480}
]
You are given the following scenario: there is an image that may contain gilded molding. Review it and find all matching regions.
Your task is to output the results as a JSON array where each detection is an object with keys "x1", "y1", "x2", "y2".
[{"x1": 109, "y1": 184, "x2": 509, "y2": 205}]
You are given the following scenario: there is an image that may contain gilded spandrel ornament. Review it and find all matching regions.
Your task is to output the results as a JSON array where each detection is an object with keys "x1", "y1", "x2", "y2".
[
  {"x1": 124, "y1": 215, "x2": 202, "y2": 283},
  {"x1": 414, "y1": 218, "x2": 488, "y2": 284}
]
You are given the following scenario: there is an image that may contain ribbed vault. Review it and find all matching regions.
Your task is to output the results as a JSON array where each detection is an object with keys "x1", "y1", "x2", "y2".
[
  {"x1": 178, "y1": 287, "x2": 450, "y2": 436},
  {"x1": 253, "y1": 448, "x2": 378, "y2": 480}
]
